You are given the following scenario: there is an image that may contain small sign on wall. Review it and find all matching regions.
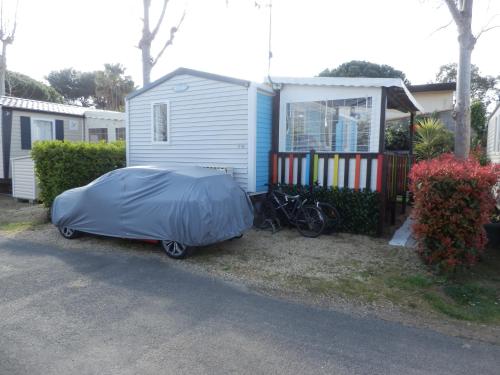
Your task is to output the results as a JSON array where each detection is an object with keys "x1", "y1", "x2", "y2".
[{"x1": 69, "y1": 120, "x2": 79, "y2": 131}]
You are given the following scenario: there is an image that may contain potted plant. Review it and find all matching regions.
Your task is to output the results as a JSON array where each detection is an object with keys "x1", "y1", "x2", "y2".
[{"x1": 485, "y1": 182, "x2": 500, "y2": 248}]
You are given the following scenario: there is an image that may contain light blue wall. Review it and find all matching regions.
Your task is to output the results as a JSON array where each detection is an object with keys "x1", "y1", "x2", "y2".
[{"x1": 256, "y1": 92, "x2": 273, "y2": 192}]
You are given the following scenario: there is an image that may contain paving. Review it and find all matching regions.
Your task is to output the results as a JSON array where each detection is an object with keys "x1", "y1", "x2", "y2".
[{"x1": 0, "y1": 237, "x2": 499, "y2": 375}]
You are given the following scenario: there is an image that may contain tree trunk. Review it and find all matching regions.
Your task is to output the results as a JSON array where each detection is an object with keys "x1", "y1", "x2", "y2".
[
  {"x1": 141, "y1": 42, "x2": 152, "y2": 86},
  {"x1": 0, "y1": 42, "x2": 7, "y2": 96},
  {"x1": 451, "y1": 0, "x2": 475, "y2": 159},
  {"x1": 454, "y1": 36, "x2": 474, "y2": 158},
  {"x1": 140, "y1": 0, "x2": 152, "y2": 86}
]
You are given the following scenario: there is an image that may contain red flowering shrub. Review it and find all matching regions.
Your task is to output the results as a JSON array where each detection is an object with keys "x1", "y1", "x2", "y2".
[{"x1": 410, "y1": 154, "x2": 498, "y2": 272}]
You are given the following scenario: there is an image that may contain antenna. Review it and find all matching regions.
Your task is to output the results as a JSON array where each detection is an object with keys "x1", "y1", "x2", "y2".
[
  {"x1": 267, "y1": 0, "x2": 273, "y2": 78},
  {"x1": 256, "y1": 0, "x2": 275, "y2": 88}
]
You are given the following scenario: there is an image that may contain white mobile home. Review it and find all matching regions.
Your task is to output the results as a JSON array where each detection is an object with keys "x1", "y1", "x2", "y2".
[
  {"x1": 487, "y1": 103, "x2": 500, "y2": 163},
  {"x1": 126, "y1": 68, "x2": 424, "y2": 195},
  {"x1": 125, "y1": 68, "x2": 275, "y2": 193},
  {"x1": 0, "y1": 96, "x2": 125, "y2": 199}
]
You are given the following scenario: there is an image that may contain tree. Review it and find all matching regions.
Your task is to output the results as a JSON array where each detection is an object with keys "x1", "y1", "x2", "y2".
[
  {"x1": 0, "y1": 0, "x2": 18, "y2": 96},
  {"x1": 138, "y1": 0, "x2": 185, "y2": 86},
  {"x1": 95, "y1": 64, "x2": 135, "y2": 111},
  {"x1": 435, "y1": 63, "x2": 498, "y2": 105},
  {"x1": 46, "y1": 68, "x2": 97, "y2": 106},
  {"x1": 441, "y1": 0, "x2": 499, "y2": 159},
  {"x1": 5, "y1": 71, "x2": 63, "y2": 102},
  {"x1": 319, "y1": 60, "x2": 410, "y2": 85}
]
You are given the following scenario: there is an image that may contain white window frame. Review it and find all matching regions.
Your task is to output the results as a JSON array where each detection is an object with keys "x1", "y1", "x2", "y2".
[
  {"x1": 31, "y1": 118, "x2": 55, "y2": 142},
  {"x1": 88, "y1": 127, "x2": 109, "y2": 143},
  {"x1": 151, "y1": 101, "x2": 170, "y2": 145}
]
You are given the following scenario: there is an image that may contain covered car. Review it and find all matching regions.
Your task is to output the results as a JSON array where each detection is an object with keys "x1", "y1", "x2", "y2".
[{"x1": 52, "y1": 166, "x2": 254, "y2": 258}]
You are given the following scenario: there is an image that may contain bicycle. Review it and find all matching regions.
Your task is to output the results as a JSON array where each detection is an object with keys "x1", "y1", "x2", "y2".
[
  {"x1": 314, "y1": 201, "x2": 341, "y2": 233},
  {"x1": 255, "y1": 188, "x2": 326, "y2": 238}
]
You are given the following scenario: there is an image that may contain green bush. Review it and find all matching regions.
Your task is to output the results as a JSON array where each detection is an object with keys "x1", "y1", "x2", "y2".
[
  {"x1": 273, "y1": 184, "x2": 381, "y2": 235},
  {"x1": 31, "y1": 141, "x2": 125, "y2": 207},
  {"x1": 414, "y1": 118, "x2": 453, "y2": 161},
  {"x1": 385, "y1": 120, "x2": 410, "y2": 151}
]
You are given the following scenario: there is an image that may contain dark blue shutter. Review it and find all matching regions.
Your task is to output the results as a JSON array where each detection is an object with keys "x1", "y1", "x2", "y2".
[
  {"x1": 55, "y1": 120, "x2": 64, "y2": 140},
  {"x1": 2, "y1": 109, "x2": 13, "y2": 178},
  {"x1": 20, "y1": 116, "x2": 31, "y2": 150}
]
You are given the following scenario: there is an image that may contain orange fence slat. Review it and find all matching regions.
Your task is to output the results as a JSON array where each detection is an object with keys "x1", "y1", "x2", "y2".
[
  {"x1": 272, "y1": 154, "x2": 278, "y2": 184},
  {"x1": 376, "y1": 154, "x2": 384, "y2": 192}
]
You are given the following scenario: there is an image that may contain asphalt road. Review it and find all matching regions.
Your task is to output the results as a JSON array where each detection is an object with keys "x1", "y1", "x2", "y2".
[{"x1": 0, "y1": 237, "x2": 499, "y2": 375}]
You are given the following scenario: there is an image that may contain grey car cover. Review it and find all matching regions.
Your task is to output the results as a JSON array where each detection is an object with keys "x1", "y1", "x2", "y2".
[{"x1": 52, "y1": 166, "x2": 254, "y2": 246}]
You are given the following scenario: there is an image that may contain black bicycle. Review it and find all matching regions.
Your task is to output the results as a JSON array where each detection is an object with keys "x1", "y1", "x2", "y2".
[
  {"x1": 255, "y1": 188, "x2": 326, "y2": 237},
  {"x1": 314, "y1": 201, "x2": 341, "y2": 234}
]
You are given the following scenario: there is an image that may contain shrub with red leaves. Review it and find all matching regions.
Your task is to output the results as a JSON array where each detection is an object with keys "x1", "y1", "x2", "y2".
[{"x1": 409, "y1": 153, "x2": 498, "y2": 272}]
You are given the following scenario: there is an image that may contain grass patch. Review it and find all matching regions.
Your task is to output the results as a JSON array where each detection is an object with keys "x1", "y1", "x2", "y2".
[
  {"x1": 420, "y1": 285, "x2": 500, "y2": 324},
  {"x1": 426, "y1": 283, "x2": 500, "y2": 323},
  {"x1": 385, "y1": 274, "x2": 434, "y2": 290},
  {"x1": 285, "y1": 275, "x2": 379, "y2": 302},
  {"x1": 0, "y1": 221, "x2": 40, "y2": 233},
  {"x1": 287, "y1": 269, "x2": 500, "y2": 323}
]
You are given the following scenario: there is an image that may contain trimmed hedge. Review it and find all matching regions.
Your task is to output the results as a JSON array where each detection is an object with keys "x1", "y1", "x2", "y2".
[
  {"x1": 410, "y1": 154, "x2": 497, "y2": 272},
  {"x1": 31, "y1": 141, "x2": 126, "y2": 207},
  {"x1": 272, "y1": 184, "x2": 381, "y2": 235}
]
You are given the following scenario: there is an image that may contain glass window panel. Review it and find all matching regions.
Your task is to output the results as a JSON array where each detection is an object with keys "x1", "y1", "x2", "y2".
[
  {"x1": 89, "y1": 128, "x2": 108, "y2": 143},
  {"x1": 153, "y1": 103, "x2": 168, "y2": 142},
  {"x1": 286, "y1": 97, "x2": 372, "y2": 152},
  {"x1": 32, "y1": 119, "x2": 53, "y2": 141},
  {"x1": 115, "y1": 127, "x2": 126, "y2": 141}
]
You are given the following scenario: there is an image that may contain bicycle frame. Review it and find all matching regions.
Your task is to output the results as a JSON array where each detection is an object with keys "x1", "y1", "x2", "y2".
[{"x1": 269, "y1": 190, "x2": 306, "y2": 225}]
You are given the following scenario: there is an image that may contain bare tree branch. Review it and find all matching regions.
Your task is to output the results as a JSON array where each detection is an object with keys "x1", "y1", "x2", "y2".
[
  {"x1": 428, "y1": 19, "x2": 453, "y2": 37},
  {"x1": 151, "y1": 10, "x2": 186, "y2": 67},
  {"x1": 475, "y1": 12, "x2": 500, "y2": 40},
  {"x1": 150, "y1": 0, "x2": 169, "y2": 39},
  {"x1": 0, "y1": 1, "x2": 4, "y2": 40},
  {"x1": 444, "y1": 0, "x2": 463, "y2": 27},
  {"x1": 0, "y1": 0, "x2": 17, "y2": 44},
  {"x1": 476, "y1": 24, "x2": 500, "y2": 40}
]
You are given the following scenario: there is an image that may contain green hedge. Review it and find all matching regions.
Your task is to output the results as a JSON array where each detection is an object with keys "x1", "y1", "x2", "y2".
[
  {"x1": 31, "y1": 141, "x2": 126, "y2": 207},
  {"x1": 273, "y1": 184, "x2": 381, "y2": 235}
]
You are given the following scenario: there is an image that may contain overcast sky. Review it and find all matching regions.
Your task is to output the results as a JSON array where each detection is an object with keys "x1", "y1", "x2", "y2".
[{"x1": 6, "y1": 0, "x2": 500, "y2": 88}]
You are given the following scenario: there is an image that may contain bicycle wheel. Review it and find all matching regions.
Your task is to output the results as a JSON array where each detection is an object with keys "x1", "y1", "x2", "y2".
[
  {"x1": 295, "y1": 205, "x2": 326, "y2": 238},
  {"x1": 254, "y1": 199, "x2": 278, "y2": 229},
  {"x1": 317, "y1": 202, "x2": 341, "y2": 232}
]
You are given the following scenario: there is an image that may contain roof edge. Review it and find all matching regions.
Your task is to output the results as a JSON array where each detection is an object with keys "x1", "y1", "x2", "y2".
[
  {"x1": 408, "y1": 82, "x2": 456, "y2": 93},
  {"x1": 488, "y1": 102, "x2": 500, "y2": 122},
  {"x1": 127, "y1": 67, "x2": 251, "y2": 100},
  {"x1": 0, "y1": 106, "x2": 85, "y2": 118}
]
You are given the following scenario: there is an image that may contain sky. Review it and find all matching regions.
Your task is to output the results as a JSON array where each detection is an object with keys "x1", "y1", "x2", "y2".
[{"x1": 5, "y1": 0, "x2": 500, "y2": 88}]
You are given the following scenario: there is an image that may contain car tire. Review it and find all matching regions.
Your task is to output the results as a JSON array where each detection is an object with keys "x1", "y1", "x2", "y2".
[
  {"x1": 58, "y1": 226, "x2": 81, "y2": 239},
  {"x1": 161, "y1": 240, "x2": 189, "y2": 259}
]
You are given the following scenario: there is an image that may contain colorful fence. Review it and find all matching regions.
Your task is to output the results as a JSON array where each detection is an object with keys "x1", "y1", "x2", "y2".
[
  {"x1": 270, "y1": 151, "x2": 382, "y2": 191},
  {"x1": 270, "y1": 150, "x2": 413, "y2": 230}
]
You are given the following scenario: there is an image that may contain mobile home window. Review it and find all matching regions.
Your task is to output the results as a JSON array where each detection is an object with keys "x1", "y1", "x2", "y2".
[
  {"x1": 115, "y1": 127, "x2": 126, "y2": 141},
  {"x1": 89, "y1": 128, "x2": 108, "y2": 143},
  {"x1": 285, "y1": 97, "x2": 372, "y2": 152},
  {"x1": 152, "y1": 102, "x2": 169, "y2": 143},
  {"x1": 32, "y1": 119, "x2": 54, "y2": 141}
]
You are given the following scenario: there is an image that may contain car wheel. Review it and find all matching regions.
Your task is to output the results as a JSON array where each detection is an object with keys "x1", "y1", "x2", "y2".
[
  {"x1": 58, "y1": 226, "x2": 81, "y2": 239},
  {"x1": 161, "y1": 240, "x2": 189, "y2": 259}
]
